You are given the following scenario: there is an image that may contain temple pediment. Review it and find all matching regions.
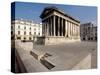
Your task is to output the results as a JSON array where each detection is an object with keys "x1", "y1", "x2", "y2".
[
  {"x1": 40, "y1": 6, "x2": 80, "y2": 23},
  {"x1": 40, "y1": 6, "x2": 58, "y2": 18}
]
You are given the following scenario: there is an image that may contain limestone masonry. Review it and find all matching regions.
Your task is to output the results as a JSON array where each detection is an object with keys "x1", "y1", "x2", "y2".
[{"x1": 39, "y1": 7, "x2": 80, "y2": 45}]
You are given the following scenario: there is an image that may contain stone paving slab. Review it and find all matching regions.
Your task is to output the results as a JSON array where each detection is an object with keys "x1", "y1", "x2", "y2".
[
  {"x1": 14, "y1": 41, "x2": 97, "y2": 72},
  {"x1": 72, "y1": 53, "x2": 91, "y2": 70},
  {"x1": 46, "y1": 51, "x2": 89, "y2": 70},
  {"x1": 33, "y1": 41, "x2": 97, "y2": 70},
  {"x1": 15, "y1": 41, "x2": 49, "y2": 72}
]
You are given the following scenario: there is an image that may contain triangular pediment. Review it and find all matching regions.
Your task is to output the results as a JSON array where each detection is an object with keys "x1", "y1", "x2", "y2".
[
  {"x1": 40, "y1": 8, "x2": 52, "y2": 18},
  {"x1": 43, "y1": 10, "x2": 50, "y2": 15}
]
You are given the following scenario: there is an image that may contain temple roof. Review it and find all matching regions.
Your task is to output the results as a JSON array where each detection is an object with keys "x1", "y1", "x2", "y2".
[{"x1": 40, "y1": 6, "x2": 80, "y2": 23}]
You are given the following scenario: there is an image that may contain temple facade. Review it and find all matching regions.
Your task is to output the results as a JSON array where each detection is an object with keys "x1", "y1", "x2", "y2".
[{"x1": 39, "y1": 7, "x2": 80, "y2": 45}]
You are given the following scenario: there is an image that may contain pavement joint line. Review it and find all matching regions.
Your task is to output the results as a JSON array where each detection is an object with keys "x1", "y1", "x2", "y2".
[{"x1": 30, "y1": 50, "x2": 55, "y2": 70}]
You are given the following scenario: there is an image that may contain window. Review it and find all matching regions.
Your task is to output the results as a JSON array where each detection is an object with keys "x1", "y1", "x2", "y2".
[
  {"x1": 18, "y1": 31, "x2": 20, "y2": 35},
  {"x1": 88, "y1": 27, "x2": 90, "y2": 30},
  {"x1": 11, "y1": 26, "x2": 13, "y2": 29},
  {"x1": 24, "y1": 31, "x2": 26, "y2": 35},
  {"x1": 91, "y1": 38, "x2": 93, "y2": 40},
  {"x1": 29, "y1": 32, "x2": 31, "y2": 35},
  {"x1": 83, "y1": 38, "x2": 85, "y2": 40},
  {"x1": 24, "y1": 37, "x2": 26, "y2": 40},
  {"x1": 29, "y1": 37, "x2": 31, "y2": 40},
  {"x1": 24, "y1": 26, "x2": 26, "y2": 29},
  {"x1": 88, "y1": 37, "x2": 90, "y2": 40},
  {"x1": 30, "y1": 27, "x2": 31, "y2": 30},
  {"x1": 95, "y1": 37, "x2": 97, "y2": 40},
  {"x1": 11, "y1": 36, "x2": 14, "y2": 40},
  {"x1": 34, "y1": 32, "x2": 36, "y2": 35},
  {"x1": 11, "y1": 31, "x2": 13, "y2": 35},
  {"x1": 18, "y1": 26, "x2": 20, "y2": 29},
  {"x1": 17, "y1": 37, "x2": 21, "y2": 40},
  {"x1": 38, "y1": 32, "x2": 40, "y2": 35}
]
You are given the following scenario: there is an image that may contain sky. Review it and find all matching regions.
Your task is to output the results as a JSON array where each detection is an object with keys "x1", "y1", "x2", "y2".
[{"x1": 11, "y1": 2, "x2": 97, "y2": 25}]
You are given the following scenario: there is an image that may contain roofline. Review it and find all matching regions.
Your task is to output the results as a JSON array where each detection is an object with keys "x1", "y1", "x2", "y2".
[
  {"x1": 11, "y1": 19, "x2": 42, "y2": 25},
  {"x1": 40, "y1": 7, "x2": 80, "y2": 23}
]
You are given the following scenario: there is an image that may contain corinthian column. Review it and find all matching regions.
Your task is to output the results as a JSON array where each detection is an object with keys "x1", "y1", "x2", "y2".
[
  {"x1": 53, "y1": 15, "x2": 55, "y2": 36},
  {"x1": 58, "y1": 16, "x2": 60, "y2": 36},
  {"x1": 61, "y1": 18, "x2": 63, "y2": 36},
  {"x1": 46, "y1": 19, "x2": 49, "y2": 36},
  {"x1": 50, "y1": 16, "x2": 52, "y2": 36}
]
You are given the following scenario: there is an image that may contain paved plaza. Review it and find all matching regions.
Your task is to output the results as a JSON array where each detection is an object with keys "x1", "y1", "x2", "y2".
[
  {"x1": 15, "y1": 41, "x2": 97, "y2": 72},
  {"x1": 33, "y1": 41, "x2": 97, "y2": 70}
]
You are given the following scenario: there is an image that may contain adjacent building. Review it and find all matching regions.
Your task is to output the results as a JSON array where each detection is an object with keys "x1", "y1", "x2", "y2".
[
  {"x1": 80, "y1": 22, "x2": 97, "y2": 41},
  {"x1": 93, "y1": 26, "x2": 97, "y2": 40},
  {"x1": 39, "y1": 6, "x2": 80, "y2": 45},
  {"x1": 11, "y1": 19, "x2": 42, "y2": 41}
]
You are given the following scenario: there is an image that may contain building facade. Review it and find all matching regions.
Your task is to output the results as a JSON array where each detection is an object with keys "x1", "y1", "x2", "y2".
[
  {"x1": 80, "y1": 22, "x2": 97, "y2": 41},
  {"x1": 39, "y1": 7, "x2": 80, "y2": 45},
  {"x1": 11, "y1": 19, "x2": 42, "y2": 41},
  {"x1": 93, "y1": 26, "x2": 97, "y2": 40}
]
